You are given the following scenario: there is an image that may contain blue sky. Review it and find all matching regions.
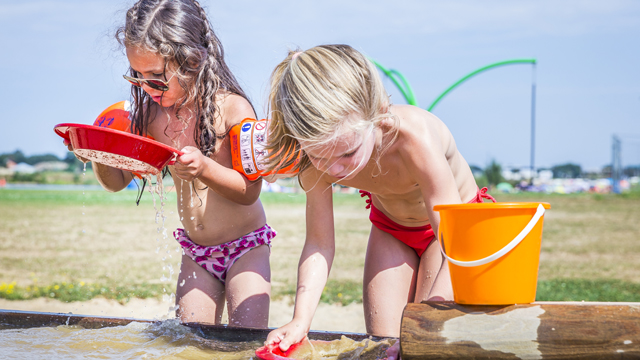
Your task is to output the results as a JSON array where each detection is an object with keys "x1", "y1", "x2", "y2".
[{"x1": 1, "y1": 0, "x2": 639, "y2": 171}]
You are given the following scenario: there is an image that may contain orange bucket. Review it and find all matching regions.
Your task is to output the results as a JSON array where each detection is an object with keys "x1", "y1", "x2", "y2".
[{"x1": 433, "y1": 202, "x2": 550, "y2": 305}]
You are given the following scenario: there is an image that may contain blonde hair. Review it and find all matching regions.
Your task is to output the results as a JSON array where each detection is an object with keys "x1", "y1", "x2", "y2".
[{"x1": 264, "y1": 44, "x2": 396, "y2": 174}]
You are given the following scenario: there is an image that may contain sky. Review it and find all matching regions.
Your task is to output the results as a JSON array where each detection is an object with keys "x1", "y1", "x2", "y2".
[{"x1": 1, "y1": 0, "x2": 639, "y2": 171}]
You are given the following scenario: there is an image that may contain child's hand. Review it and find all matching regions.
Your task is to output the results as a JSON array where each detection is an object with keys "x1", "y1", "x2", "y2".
[
  {"x1": 174, "y1": 146, "x2": 206, "y2": 181},
  {"x1": 265, "y1": 321, "x2": 308, "y2": 352},
  {"x1": 384, "y1": 341, "x2": 401, "y2": 360},
  {"x1": 63, "y1": 139, "x2": 89, "y2": 163}
]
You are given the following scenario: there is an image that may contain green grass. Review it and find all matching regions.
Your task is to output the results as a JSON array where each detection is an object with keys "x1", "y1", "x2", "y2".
[
  {"x1": 4, "y1": 277, "x2": 638, "y2": 305},
  {"x1": 536, "y1": 279, "x2": 640, "y2": 302},
  {"x1": 0, "y1": 280, "x2": 173, "y2": 304},
  {"x1": 259, "y1": 191, "x2": 306, "y2": 205},
  {"x1": 0, "y1": 188, "x2": 174, "y2": 205},
  {"x1": 0, "y1": 186, "x2": 355, "y2": 206},
  {"x1": 2, "y1": 188, "x2": 639, "y2": 306},
  {"x1": 272, "y1": 278, "x2": 640, "y2": 305},
  {"x1": 320, "y1": 280, "x2": 363, "y2": 305},
  {"x1": 274, "y1": 279, "x2": 364, "y2": 306},
  {"x1": 260, "y1": 191, "x2": 365, "y2": 206}
]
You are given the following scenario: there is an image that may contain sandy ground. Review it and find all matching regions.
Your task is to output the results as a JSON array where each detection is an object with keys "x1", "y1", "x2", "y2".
[{"x1": 0, "y1": 297, "x2": 367, "y2": 334}]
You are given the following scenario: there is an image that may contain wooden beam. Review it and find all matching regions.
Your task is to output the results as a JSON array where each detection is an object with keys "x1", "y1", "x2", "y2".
[
  {"x1": 401, "y1": 301, "x2": 640, "y2": 359},
  {"x1": 0, "y1": 309, "x2": 380, "y2": 342},
  {"x1": 0, "y1": 309, "x2": 153, "y2": 329}
]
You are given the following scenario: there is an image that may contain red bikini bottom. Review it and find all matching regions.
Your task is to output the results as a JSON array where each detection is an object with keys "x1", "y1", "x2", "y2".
[{"x1": 360, "y1": 187, "x2": 495, "y2": 257}]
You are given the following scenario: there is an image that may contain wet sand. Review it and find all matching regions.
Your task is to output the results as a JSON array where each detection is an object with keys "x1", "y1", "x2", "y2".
[{"x1": 0, "y1": 297, "x2": 366, "y2": 333}]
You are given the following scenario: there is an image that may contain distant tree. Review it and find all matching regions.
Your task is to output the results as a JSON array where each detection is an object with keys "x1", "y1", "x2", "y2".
[
  {"x1": 537, "y1": 167, "x2": 550, "y2": 174},
  {"x1": 474, "y1": 174, "x2": 489, "y2": 189},
  {"x1": 0, "y1": 150, "x2": 27, "y2": 166},
  {"x1": 581, "y1": 168, "x2": 601, "y2": 180},
  {"x1": 63, "y1": 152, "x2": 78, "y2": 164},
  {"x1": 469, "y1": 165, "x2": 484, "y2": 177},
  {"x1": 24, "y1": 154, "x2": 61, "y2": 165},
  {"x1": 551, "y1": 163, "x2": 582, "y2": 178},
  {"x1": 624, "y1": 165, "x2": 640, "y2": 177},
  {"x1": 484, "y1": 159, "x2": 503, "y2": 186},
  {"x1": 64, "y1": 152, "x2": 89, "y2": 172}
]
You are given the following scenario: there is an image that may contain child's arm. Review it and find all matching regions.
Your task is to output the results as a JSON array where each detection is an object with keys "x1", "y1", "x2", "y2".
[
  {"x1": 172, "y1": 95, "x2": 261, "y2": 205},
  {"x1": 400, "y1": 109, "x2": 463, "y2": 234},
  {"x1": 63, "y1": 140, "x2": 133, "y2": 192},
  {"x1": 174, "y1": 146, "x2": 261, "y2": 205},
  {"x1": 265, "y1": 170, "x2": 335, "y2": 351},
  {"x1": 92, "y1": 162, "x2": 135, "y2": 193},
  {"x1": 402, "y1": 110, "x2": 462, "y2": 299}
]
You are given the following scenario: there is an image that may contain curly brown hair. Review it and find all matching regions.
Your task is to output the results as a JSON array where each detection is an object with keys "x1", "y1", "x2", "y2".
[{"x1": 116, "y1": 0, "x2": 251, "y2": 157}]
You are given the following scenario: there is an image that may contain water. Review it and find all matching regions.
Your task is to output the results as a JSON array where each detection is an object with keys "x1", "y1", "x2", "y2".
[
  {"x1": 144, "y1": 173, "x2": 179, "y2": 317},
  {"x1": 0, "y1": 319, "x2": 393, "y2": 360},
  {"x1": 0, "y1": 320, "x2": 258, "y2": 359},
  {"x1": 74, "y1": 149, "x2": 159, "y2": 175},
  {"x1": 82, "y1": 163, "x2": 86, "y2": 233},
  {"x1": 286, "y1": 336, "x2": 393, "y2": 360}
]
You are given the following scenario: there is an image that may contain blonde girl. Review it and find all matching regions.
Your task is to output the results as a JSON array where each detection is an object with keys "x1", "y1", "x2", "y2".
[
  {"x1": 264, "y1": 45, "x2": 494, "y2": 348},
  {"x1": 69, "y1": 0, "x2": 273, "y2": 327}
]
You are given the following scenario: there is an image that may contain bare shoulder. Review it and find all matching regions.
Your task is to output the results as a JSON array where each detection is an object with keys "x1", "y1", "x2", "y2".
[
  {"x1": 392, "y1": 104, "x2": 445, "y2": 131},
  {"x1": 215, "y1": 92, "x2": 256, "y2": 129},
  {"x1": 390, "y1": 105, "x2": 451, "y2": 151}
]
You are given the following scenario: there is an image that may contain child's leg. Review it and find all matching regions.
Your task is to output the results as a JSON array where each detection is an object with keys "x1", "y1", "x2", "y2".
[
  {"x1": 225, "y1": 244, "x2": 271, "y2": 328},
  {"x1": 176, "y1": 254, "x2": 226, "y2": 323},
  {"x1": 414, "y1": 240, "x2": 453, "y2": 302},
  {"x1": 363, "y1": 225, "x2": 419, "y2": 337}
]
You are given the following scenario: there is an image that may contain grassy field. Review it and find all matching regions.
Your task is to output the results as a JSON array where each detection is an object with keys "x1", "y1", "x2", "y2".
[{"x1": 0, "y1": 187, "x2": 639, "y2": 303}]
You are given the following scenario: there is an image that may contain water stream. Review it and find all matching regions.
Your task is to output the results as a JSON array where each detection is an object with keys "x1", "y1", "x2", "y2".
[{"x1": 144, "y1": 173, "x2": 180, "y2": 318}]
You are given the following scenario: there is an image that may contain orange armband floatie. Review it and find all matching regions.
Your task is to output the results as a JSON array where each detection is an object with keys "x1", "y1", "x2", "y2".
[
  {"x1": 93, "y1": 101, "x2": 136, "y2": 133},
  {"x1": 93, "y1": 101, "x2": 155, "y2": 143},
  {"x1": 93, "y1": 101, "x2": 154, "y2": 179},
  {"x1": 229, "y1": 118, "x2": 300, "y2": 181}
]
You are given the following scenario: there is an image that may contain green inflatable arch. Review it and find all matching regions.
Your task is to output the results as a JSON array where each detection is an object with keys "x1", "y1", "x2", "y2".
[
  {"x1": 371, "y1": 58, "x2": 537, "y2": 111},
  {"x1": 369, "y1": 58, "x2": 419, "y2": 107},
  {"x1": 426, "y1": 59, "x2": 536, "y2": 111},
  {"x1": 371, "y1": 58, "x2": 538, "y2": 179}
]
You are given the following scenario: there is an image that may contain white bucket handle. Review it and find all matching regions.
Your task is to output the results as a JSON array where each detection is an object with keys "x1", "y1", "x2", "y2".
[{"x1": 438, "y1": 204, "x2": 546, "y2": 268}]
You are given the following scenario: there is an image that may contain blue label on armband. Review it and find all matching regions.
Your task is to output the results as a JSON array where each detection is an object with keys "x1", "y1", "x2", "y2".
[{"x1": 242, "y1": 123, "x2": 252, "y2": 132}]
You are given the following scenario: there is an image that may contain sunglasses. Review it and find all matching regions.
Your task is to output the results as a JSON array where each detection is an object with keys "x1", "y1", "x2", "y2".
[{"x1": 123, "y1": 70, "x2": 178, "y2": 92}]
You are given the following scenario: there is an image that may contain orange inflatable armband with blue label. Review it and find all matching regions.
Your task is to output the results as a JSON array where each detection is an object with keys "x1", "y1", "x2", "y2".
[
  {"x1": 93, "y1": 104, "x2": 298, "y2": 181},
  {"x1": 93, "y1": 101, "x2": 154, "y2": 178},
  {"x1": 229, "y1": 118, "x2": 300, "y2": 181},
  {"x1": 93, "y1": 101, "x2": 136, "y2": 133}
]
